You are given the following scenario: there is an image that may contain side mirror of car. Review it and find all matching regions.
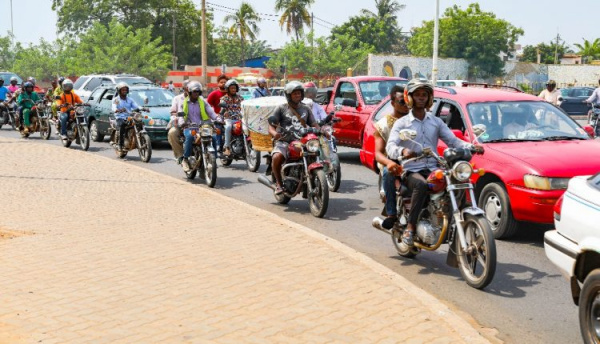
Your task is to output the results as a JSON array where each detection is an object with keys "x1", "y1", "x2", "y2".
[
  {"x1": 472, "y1": 124, "x2": 487, "y2": 138},
  {"x1": 399, "y1": 129, "x2": 417, "y2": 141},
  {"x1": 88, "y1": 96, "x2": 94, "y2": 101},
  {"x1": 144, "y1": 97, "x2": 149, "y2": 105},
  {"x1": 105, "y1": 95, "x2": 113, "y2": 100},
  {"x1": 341, "y1": 98, "x2": 358, "y2": 108}
]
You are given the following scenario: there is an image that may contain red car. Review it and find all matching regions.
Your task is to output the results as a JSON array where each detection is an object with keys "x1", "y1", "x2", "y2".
[{"x1": 360, "y1": 86, "x2": 600, "y2": 239}]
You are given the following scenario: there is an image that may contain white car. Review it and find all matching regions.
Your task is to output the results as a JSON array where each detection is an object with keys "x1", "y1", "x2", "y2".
[
  {"x1": 544, "y1": 173, "x2": 600, "y2": 344},
  {"x1": 73, "y1": 74, "x2": 153, "y2": 102}
]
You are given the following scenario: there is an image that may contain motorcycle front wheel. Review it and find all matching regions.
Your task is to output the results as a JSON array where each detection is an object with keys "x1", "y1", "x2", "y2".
[
  {"x1": 326, "y1": 164, "x2": 341, "y2": 192},
  {"x1": 79, "y1": 125, "x2": 90, "y2": 151},
  {"x1": 309, "y1": 169, "x2": 329, "y2": 218},
  {"x1": 246, "y1": 143, "x2": 261, "y2": 172},
  {"x1": 137, "y1": 133, "x2": 152, "y2": 163},
  {"x1": 457, "y1": 214, "x2": 497, "y2": 289},
  {"x1": 204, "y1": 152, "x2": 217, "y2": 188}
]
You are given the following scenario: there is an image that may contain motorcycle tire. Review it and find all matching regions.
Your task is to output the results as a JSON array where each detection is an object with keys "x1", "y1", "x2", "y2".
[
  {"x1": 138, "y1": 133, "x2": 152, "y2": 163},
  {"x1": 391, "y1": 228, "x2": 418, "y2": 258},
  {"x1": 246, "y1": 144, "x2": 261, "y2": 172},
  {"x1": 220, "y1": 156, "x2": 233, "y2": 166},
  {"x1": 326, "y1": 164, "x2": 342, "y2": 192},
  {"x1": 457, "y1": 214, "x2": 497, "y2": 290},
  {"x1": 309, "y1": 169, "x2": 329, "y2": 218},
  {"x1": 79, "y1": 126, "x2": 90, "y2": 151},
  {"x1": 40, "y1": 120, "x2": 51, "y2": 140},
  {"x1": 204, "y1": 153, "x2": 217, "y2": 188},
  {"x1": 90, "y1": 120, "x2": 104, "y2": 142}
]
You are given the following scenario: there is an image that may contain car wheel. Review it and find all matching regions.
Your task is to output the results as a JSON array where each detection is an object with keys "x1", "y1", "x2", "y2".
[
  {"x1": 90, "y1": 119, "x2": 104, "y2": 142},
  {"x1": 580, "y1": 269, "x2": 600, "y2": 344},
  {"x1": 478, "y1": 182, "x2": 519, "y2": 239}
]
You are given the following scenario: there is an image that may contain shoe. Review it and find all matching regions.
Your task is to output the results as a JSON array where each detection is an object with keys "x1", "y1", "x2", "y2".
[
  {"x1": 274, "y1": 185, "x2": 284, "y2": 195},
  {"x1": 381, "y1": 216, "x2": 397, "y2": 230},
  {"x1": 177, "y1": 156, "x2": 184, "y2": 165},
  {"x1": 182, "y1": 158, "x2": 191, "y2": 172},
  {"x1": 60, "y1": 134, "x2": 67, "y2": 140},
  {"x1": 402, "y1": 231, "x2": 414, "y2": 246},
  {"x1": 23, "y1": 127, "x2": 29, "y2": 134}
]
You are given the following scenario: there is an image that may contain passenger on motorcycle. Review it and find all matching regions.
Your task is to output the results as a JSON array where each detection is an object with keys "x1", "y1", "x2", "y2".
[
  {"x1": 168, "y1": 79, "x2": 190, "y2": 160},
  {"x1": 51, "y1": 77, "x2": 65, "y2": 119},
  {"x1": 112, "y1": 82, "x2": 142, "y2": 151},
  {"x1": 175, "y1": 81, "x2": 218, "y2": 172},
  {"x1": 386, "y1": 79, "x2": 483, "y2": 246},
  {"x1": 207, "y1": 74, "x2": 228, "y2": 114},
  {"x1": 585, "y1": 79, "x2": 600, "y2": 124},
  {"x1": 45, "y1": 79, "x2": 58, "y2": 102},
  {"x1": 252, "y1": 77, "x2": 271, "y2": 98},
  {"x1": 7, "y1": 77, "x2": 19, "y2": 94},
  {"x1": 220, "y1": 79, "x2": 244, "y2": 157},
  {"x1": 374, "y1": 85, "x2": 410, "y2": 229},
  {"x1": 56, "y1": 79, "x2": 83, "y2": 140},
  {"x1": 16, "y1": 82, "x2": 40, "y2": 132},
  {"x1": 268, "y1": 81, "x2": 319, "y2": 195},
  {"x1": 302, "y1": 82, "x2": 327, "y2": 122}
]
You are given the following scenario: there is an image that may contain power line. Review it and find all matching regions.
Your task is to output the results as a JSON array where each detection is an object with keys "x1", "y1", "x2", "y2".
[
  {"x1": 207, "y1": 4, "x2": 280, "y2": 23},
  {"x1": 313, "y1": 16, "x2": 336, "y2": 27}
]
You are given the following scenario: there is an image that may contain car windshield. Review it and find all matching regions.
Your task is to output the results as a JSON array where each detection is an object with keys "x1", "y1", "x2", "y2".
[
  {"x1": 115, "y1": 77, "x2": 152, "y2": 86},
  {"x1": 0, "y1": 73, "x2": 22, "y2": 85},
  {"x1": 129, "y1": 88, "x2": 174, "y2": 107},
  {"x1": 467, "y1": 101, "x2": 589, "y2": 143},
  {"x1": 360, "y1": 80, "x2": 408, "y2": 105}
]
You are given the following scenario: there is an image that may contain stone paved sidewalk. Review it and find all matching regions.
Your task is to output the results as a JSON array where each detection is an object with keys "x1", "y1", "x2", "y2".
[{"x1": 0, "y1": 137, "x2": 492, "y2": 343}]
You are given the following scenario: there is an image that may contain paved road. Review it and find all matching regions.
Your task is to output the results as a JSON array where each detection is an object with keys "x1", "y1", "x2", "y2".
[{"x1": 0, "y1": 126, "x2": 581, "y2": 344}]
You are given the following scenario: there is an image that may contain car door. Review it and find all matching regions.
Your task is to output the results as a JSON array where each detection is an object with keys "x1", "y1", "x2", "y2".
[
  {"x1": 434, "y1": 100, "x2": 469, "y2": 153},
  {"x1": 87, "y1": 87, "x2": 106, "y2": 123},
  {"x1": 561, "y1": 88, "x2": 592, "y2": 116},
  {"x1": 332, "y1": 81, "x2": 361, "y2": 146},
  {"x1": 96, "y1": 89, "x2": 116, "y2": 134}
]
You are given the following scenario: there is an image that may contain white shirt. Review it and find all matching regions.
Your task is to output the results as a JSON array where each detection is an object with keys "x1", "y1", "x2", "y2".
[
  {"x1": 538, "y1": 89, "x2": 560, "y2": 105},
  {"x1": 302, "y1": 98, "x2": 328, "y2": 122}
]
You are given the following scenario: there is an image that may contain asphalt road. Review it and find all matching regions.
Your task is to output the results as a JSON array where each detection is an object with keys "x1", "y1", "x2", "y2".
[{"x1": 0, "y1": 126, "x2": 581, "y2": 344}]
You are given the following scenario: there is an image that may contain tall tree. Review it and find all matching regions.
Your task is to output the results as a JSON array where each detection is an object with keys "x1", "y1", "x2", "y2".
[
  {"x1": 520, "y1": 41, "x2": 570, "y2": 64},
  {"x1": 12, "y1": 39, "x2": 64, "y2": 81},
  {"x1": 330, "y1": 15, "x2": 407, "y2": 54},
  {"x1": 574, "y1": 38, "x2": 600, "y2": 64},
  {"x1": 274, "y1": 0, "x2": 315, "y2": 41},
  {"x1": 224, "y1": 2, "x2": 261, "y2": 67},
  {"x1": 408, "y1": 3, "x2": 523, "y2": 78},
  {"x1": 360, "y1": 0, "x2": 405, "y2": 22}
]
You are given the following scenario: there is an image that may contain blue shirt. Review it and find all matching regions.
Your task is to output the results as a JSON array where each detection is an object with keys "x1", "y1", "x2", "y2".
[
  {"x1": 112, "y1": 96, "x2": 140, "y2": 118},
  {"x1": 386, "y1": 111, "x2": 470, "y2": 172},
  {"x1": 0, "y1": 86, "x2": 10, "y2": 101},
  {"x1": 252, "y1": 87, "x2": 269, "y2": 98}
]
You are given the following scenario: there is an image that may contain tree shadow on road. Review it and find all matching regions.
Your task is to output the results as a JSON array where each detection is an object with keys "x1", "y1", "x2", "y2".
[
  {"x1": 497, "y1": 223, "x2": 550, "y2": 249},
  {"x1": 335, "y1": 179, "x2": 371, "y2": 195},
  {"x1": 212, "y1": 176, "x2": 252, "y2": 189}
]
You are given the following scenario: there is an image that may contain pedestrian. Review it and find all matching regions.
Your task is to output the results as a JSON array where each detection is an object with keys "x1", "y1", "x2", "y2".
[{"x1": 168, "y1": 80, "x2": 175, "y2": 93}]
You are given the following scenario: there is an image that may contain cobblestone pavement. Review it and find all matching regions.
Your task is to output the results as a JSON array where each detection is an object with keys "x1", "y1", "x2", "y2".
[{"x1": 0, "y1": 137, "x2": 492, "y2": 343}]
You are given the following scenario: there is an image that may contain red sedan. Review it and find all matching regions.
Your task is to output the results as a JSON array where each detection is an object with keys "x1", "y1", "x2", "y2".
[{"x1": 360, "y1": 86, "x2": 600, "y2": 239}]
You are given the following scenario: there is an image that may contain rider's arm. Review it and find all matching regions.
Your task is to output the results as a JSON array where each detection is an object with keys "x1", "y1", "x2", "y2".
[
  {"x1": 586, "y1": 89, "x2": 599, "y2": 104},
  {"x1": 203, "y1": 98, "x2": 218, "y2": 121},
  {"x1": 438, "y1": 117, "x2": 471, "y2": 149},
  {"x1": 386, "y1": 120, "x2": 405, "y2": 160}
]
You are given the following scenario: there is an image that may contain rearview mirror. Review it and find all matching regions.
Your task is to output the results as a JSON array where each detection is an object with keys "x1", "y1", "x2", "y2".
[
  {"x1": 334, "y1": 104, "x2": 342, "y2": 112},
  {"x1": 399, "y1": 129, "x2": 417, "y2": 141},
  {"x1": 472, "y1": 124, "x2": 487, "y2": 138}
]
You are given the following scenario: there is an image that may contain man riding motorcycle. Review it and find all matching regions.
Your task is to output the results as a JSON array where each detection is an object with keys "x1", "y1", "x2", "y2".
[
  {"x1": 112, "y1": 82, "x2": 143, "y2": 151},
  {"x1": 268, "y1": 81, "x2": 319, "y2": 195},
  {"x1": 175, "y1": 81, "x2": 218, "y2": 172},
  {"x1": 252, "y1": 77, "x2": 271, "y2": 98},
  {"x1": 220, "y1": 79, "x2": 244, "y2": 157},
  {"x1": 17, "y1": 82, "x2": 40, "y2": 132},
  {"x1": 0, "y1": 78, "x2": 11, "y2": 103},
  {"x1": 585, "y1": 79, "x2": 600, "y2": 124},
  {"x1": 386, "y1": 79, "x2": 483, "y2": 246},
  {"x1": 56, "y1": 79, "x2": 83, "y2": 140},
  {"x1": 168, "y1": 79, "x2": 190, "y2": 161}
]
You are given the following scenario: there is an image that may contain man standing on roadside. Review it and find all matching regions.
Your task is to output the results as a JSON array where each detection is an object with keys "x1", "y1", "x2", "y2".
[{"x1": 207, "y1": 74, "x2": 229, "y2": 114}]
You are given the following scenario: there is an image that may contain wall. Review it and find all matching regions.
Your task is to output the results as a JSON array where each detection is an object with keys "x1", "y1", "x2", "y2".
[
  {"x1": 165, "y1": 66, "x2": 276, "y2": 89},
  {"x1": 368, "y1": 54, "x2": 469, "y2": 80},
  {"x1": 548, "y1": 64, "x2": 600, "y2": 87}
]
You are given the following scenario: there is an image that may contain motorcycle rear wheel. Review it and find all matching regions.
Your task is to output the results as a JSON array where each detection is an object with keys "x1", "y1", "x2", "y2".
[
  {"x1": 138, "y1": 133, "x2": 152, "y2": 163},
  {"x1": 309, "y1": 169, "x2": 329, "y2": 218},
  {"x1": 204, "y1": 153, "x2": 217, "y2": 188},
  {"x1": 457, "y1": 214, "x2": 497, "y2": 289}
]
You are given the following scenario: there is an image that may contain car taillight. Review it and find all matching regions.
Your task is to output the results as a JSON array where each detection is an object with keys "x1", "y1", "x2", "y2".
[{"x1": 554, "y1": 194, "x2": 564, "y2": 221}]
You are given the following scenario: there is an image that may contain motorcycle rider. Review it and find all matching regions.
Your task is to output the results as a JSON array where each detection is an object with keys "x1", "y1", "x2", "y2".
[
  {"x1": 252, "y1": 77, "x2": 271, "y2": 98},
  {"x1": 17, "y1": 82, "x2": 40, "y2": 132},
  {"x1": 302, "y1": 82, "x2": 328, "y2": 122},
  {"x1": 538, "y1": 80, "x2": 560, "y2": 105},
  {"x1": 7, "y1": 77, "x2": 19, "y2": 94},
  {"x1": 175, "y1": 81, "x2": 218, "y2": 172},
  {"x1": 268, "y1": 81, "x2": 319, "y2": 195},
  {"x1": 375, "y1": 85, "x2": 410, "y2": 229},
  {"x1": 386, "y1": 79, "x2": 483, "y2": 246},
  {"x1": 207, "y1": 74, "x2": 229, "y2": 114},
  {"x1": 51, "y1": 77, "x2": 65, "y2": 119},
  {"x1": 112, "y1": 82, "x2": 143, "y2": 151},
  {"x1": 0, "y1": 79, "x2": 11, "y2": 103},
  {"x1": 585, "y1": 79, "x2": 600, "y2": 124},
  {"x1": 168, "y1": 79, "x2": 190, "y2": 161},
  {"x1": 56, "y1": 79, "x2": 83, "y2": 140},
  {"x1": 220, "y1": 79, "x2": 244, "y2": 157}
]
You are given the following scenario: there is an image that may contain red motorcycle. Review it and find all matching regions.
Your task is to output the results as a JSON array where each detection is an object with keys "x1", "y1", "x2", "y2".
[{"x1": 258, "y1": 127, "x2": 329, "y2": 218}]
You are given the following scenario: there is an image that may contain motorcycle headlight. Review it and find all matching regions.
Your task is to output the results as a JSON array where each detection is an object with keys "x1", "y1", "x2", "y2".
[
  {"x1": 133, "y1": 113, "x2": 143, "y2": 121},
  {"x1": 201, "y1": 125, "x2": 213, "y2": 136},
  {"x1": 76, "y1": 107, "x2": 86, "y2": 115},
  {"x1": 306, "y1": 139, "x2": 320, "y2": 153},
  {"x1": 451, "y1": 161, "x2": 473, "y2": 182},
  {"x1": 523, "y1": 175, "x2": 569, "y2": 190}
]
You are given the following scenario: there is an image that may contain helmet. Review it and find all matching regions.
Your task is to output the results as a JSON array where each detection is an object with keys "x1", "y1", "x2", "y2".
[
  {"x1": 546, "y1": 80, "x2": 557, "y2": 87},
  {"x1": 27, "y1": 77, "x2": 36, "y2": 85},
  {"x1": 257, "y1": 77, "x2": 266, "y2": 84},
  {"x1": 62, "y1": 79, "x2": 74, "y2": 92},
  {"x1": 284, "y1": 81, "x2": 304, "y2": 103},
  {"x1": 187, "y1": 81, "x2": 203, "y2": 95},
  {"x1": 10, "y1": 76, "x2": 17, "y2": 83},
  {"x1": 0, "y1": 79, "x2": 4, "y2": 84},
  {"x1": 303, "y1": 82, "x2": 317, "y2": 95},
  {"x1": 116, "y1": 82, "x2": 129, "y2": 93},
  {"x1": 224, "y1": 79, "x2": 239, "y2": 93},
  {"x1": 58, "y1": 76, "x2": 65, "y2": 85},
  {"x1": 404, "y1": 78, "x2": 434, "y2": 109},
  {"x1": 23, "y1": 82, "x2": 34, "y2": 90}
]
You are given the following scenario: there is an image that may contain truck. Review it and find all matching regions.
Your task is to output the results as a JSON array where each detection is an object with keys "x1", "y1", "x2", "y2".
[{"x1": 323, "y1": 76, "x2": 407, "y2": 148}]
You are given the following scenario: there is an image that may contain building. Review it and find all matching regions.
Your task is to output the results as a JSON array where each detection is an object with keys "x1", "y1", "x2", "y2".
[{"x1": 560, "y1": 54, "x2": 583, "y2": 65}]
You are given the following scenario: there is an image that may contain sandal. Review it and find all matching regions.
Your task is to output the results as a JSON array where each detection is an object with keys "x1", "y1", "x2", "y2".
[
  {"x1": 274, "y1": 185, "x2": 284, "y2": 195},
  {"x1": 402, "y1": 230, "x2": 414, "y2": 246}
]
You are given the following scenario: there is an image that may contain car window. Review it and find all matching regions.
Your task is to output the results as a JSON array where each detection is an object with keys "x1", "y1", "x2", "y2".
[
  {"x1": 0, "y1": 72, "x2": 22, "y2": 84},
  {"x1": 560, "y1": 89, "x2": 570, "y2": 97},
  {"x1": 115, "y1": 77, "x2": 152, "y2": 86},
  {"x1": 359, "y1": 80, "x2": 408, "y2": 105},
  {"x1": 73, "y1": 76, "x2": 89, "y2": 90},
  {"x1": 373, "y1": 99, "x2": 393, "y2": 122},
  {"x1": 88, "y1": 88, "x2": 106, "y2": 102},
  {"x1": 437, "y1": 103, "x2": 465, "y2": 132},
  {"x1": 573, "y1": 88, "x2": 591, "y2": 97},
  {"x1": 335, "y1": 82, "x2": 357, "y2": 105},
  {"x1": 587, "y1": 174, "x2": 600, "y2": 191},
  {"x1": 84, "y1": 77, "x2": 102, "y2": 91},
  {"x1": 99, "y1": 89, "x2": 115, "y2": 106},
  {"x1": 129, "y1": 88, "x2": 174, "y2": 107}
]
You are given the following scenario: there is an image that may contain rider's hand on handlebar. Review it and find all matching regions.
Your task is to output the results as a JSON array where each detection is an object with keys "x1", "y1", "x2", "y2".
[
  {"x1": 386, "y1": 161, "x2": 402, "y2": 176},
  {"x1": 402, "y1": 148, "x2": 416, "y2": 159},
  {"x1": 471, "y1": 144, "x2": 485, "y2": 154}
]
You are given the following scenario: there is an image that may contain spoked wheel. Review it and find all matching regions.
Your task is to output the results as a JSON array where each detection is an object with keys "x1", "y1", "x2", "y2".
[
  {"x1": 40, "y1": 119, "x2": 51, "y2": 140},
  {"x1": 457, "y1": 214, "x2": 497, "y2": 289},
  {"x1": 391, "y1": 228, "x2": 418, "y2": 258},
  {"x1": 579, "y1": 269, "x2": 600, "y2": 344},
  {"x1": 246, "y1": 143, "x2": 261, "y2": 172},
  {"x1": 326, "y1": 164, "x2": 341, "y2": 192},
  {"x1": 90, "y1": 120, "x2": 104, "y2": 142},
  {"x1": 308, "y1": 169, "x2": 329, "y2": 218},
  {"x1": 79, "y1": 126, "x2": 90, "y2": 151},
  {"x1": 137, "y1": 133, "x2": 152, "y2": 162},
  {"x1": 185, "y1": 156, "x2": 197, "y2": 180},
  {"x1": 204, "y1": 152, "x2": 217, "y2": 188}
]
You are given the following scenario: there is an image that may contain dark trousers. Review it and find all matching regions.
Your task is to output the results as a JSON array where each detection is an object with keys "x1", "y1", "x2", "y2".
[
  {"x1": 406, "y1": 170, "x2": 431, "y2": 226},
  {"x1": 116, "y1": 118, "x2": 128, "y2": 147}
]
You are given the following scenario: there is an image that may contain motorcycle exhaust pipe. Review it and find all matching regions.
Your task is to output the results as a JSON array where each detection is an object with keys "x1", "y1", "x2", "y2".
[
  {"x1": 257, "y1": 174, "x2": 275, "y2": 190},
  {"x1": 372, "y1": 217, "x2": 392, "y2": 236}
]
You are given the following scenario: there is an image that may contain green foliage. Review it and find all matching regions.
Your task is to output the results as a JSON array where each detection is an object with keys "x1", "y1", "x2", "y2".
[
  {"x1": 408, "y1": 3, "x2": 523, "y2": 78},
  {"x1": 224, "y1": 2, "x2": 261, "y2": 66},
  {"x1": 0, "y1": 35, "x2": 16, "y2": 70},
  {"x1": 212, "y1": 26, "x2": 271, "y2": 66},
  {"x1": 12, "y1": 39, "x2": 65, "y2": 81},
  {"x1": 274, "y1": 0, "x2": 314, "y2": 40},
  {"x1": 520, "y1": 41, "x2": 569, "y2": 64},
  {"x1": 574, "y1": 38, "x2": 600, "y2": 63}
]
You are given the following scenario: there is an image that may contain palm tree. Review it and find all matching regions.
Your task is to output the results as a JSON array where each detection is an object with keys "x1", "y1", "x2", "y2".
[
  {"x1": 361, "y1": 0, "x2": 405, "y2": 22},
  {"x1": 574, "y1": 38, "x2": 600, "y2": 64},
  {"x1": 274, "y1": 0, "x2": 314, "y2": 41},
  {"x1": 224, "y1": 2, "x2": 261, "y2": 67}
]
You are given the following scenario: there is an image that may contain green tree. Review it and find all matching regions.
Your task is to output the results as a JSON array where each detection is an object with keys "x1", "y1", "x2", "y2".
[
  {"x1": 274, "y1": 0, "x2": 314, "y2": 41},
  {"x1": 51, "y1": 0, "x2": 212, "y2": 66},
  {"x1": 224, "y1": 2, "x2": 261, "y2": 67},
  {"x1": 574, "y1": 38, "x2": 600, "y2": 63},
  {"x1": 212, "y1": 26, "x2": 271, "y2": 66},
  {"x1": 520, "y1": 41, "x2": 569, "y2": 64},
  {"x1": 12, "y1": 39, "x2": 64, "y2": 81},
  {"x1": 360, "y1": 0, "x2": 405, "y2": 22},
  {"x1": 0, "y1": 35, "x2": 16, "y2": 70},
  {"x1": 330, "y1": 14, "x2": 407, "y2": 54},
  {"x1": 408, "y1": 3, "x2": 523, "y2": 78}
]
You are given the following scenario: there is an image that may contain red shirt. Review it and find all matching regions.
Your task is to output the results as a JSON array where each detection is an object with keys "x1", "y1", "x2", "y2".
[{"x1": 207, "y1": 89, "x2": 227, "y2": 114}]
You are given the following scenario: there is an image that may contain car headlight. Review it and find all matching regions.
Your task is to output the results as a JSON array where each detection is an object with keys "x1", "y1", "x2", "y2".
[
  {"x1": 150, "y1": 118, "x2": 167, "y2": 126},
  {"x1": 451, "y1": 161, "x2": 473, "y2": 182},
  {"x1": 524, "y1": 175, "x2": 570, "y2": 190},
  {"x1": 133, "y1": 113, "x2": 143, "y2": 121},
  {"x1": 306, "y1": 139, "x2": 320, "y2": 153}
]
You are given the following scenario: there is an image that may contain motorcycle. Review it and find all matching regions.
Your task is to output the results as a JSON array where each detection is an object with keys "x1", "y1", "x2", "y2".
[
  {"x1": 318, "y1": 111, "x2": 342, "y2": 192},
  {"x1": 218, "y1": 102, "x2": 261, "y2": 172},
  {"x1": 180, "y1": 121, "x2": 218, "y2": 188},
  {"x1": 588, "y1": 104, "x2": 600, "y2": 137},
  {"x1": 55, "y1": 103, "x2": 91, "y2": 150},
  {"x1": 108, "y1": 108, "x2": 152, "y2": 162},
  {"x1": 17, "y1": 99, "x2": 51, "y2": 139},
  {"x1": 372, "y1": 125, "x2": 496, "y2": 289},
  {"x1": 257, "y1": 127, "x2": 330, "y2": 218},
  {"x1": 0, "y1": 100, "x2": 17, "y2": 130}
]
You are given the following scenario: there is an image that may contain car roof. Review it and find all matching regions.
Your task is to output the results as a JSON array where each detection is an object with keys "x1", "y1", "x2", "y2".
[
  {"x1": 97, "y1": 84, "x2": 163, "y2": 91},
  {"x1": 435, "y1": 86, "x2": 539, "y2": 104},
  {"x1": 345, "y1": 76, "x2": 408, "y2": 82},
  {"x1": 80, "y1": 73, "x2": 147, "y2": 78}
]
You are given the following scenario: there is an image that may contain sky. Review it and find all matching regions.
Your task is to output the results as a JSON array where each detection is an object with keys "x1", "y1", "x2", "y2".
[{"x1": 1, "y1": 0, "x2": 598, "y2": 50}]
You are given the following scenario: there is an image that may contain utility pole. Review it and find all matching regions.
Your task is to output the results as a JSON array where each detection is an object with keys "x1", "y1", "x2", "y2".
[
  {"x1": 10, "y1": 0, "x2": 14, "y2": 42},
  {"x1": 432, "y1": 0, "x2": 440, "y2": 84},
  {"x1": 172, "y1": 13, "x2": 177, "y2": 70},
  {"x1": 201, "y1": 0, "x2": 208, "y2": 86},
  {"x1": 311, "y1": 12, "x2": 314, "y2": 63},
  {"x1": 554, "y1": 32, "x2": 560, "y2": 65}
]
